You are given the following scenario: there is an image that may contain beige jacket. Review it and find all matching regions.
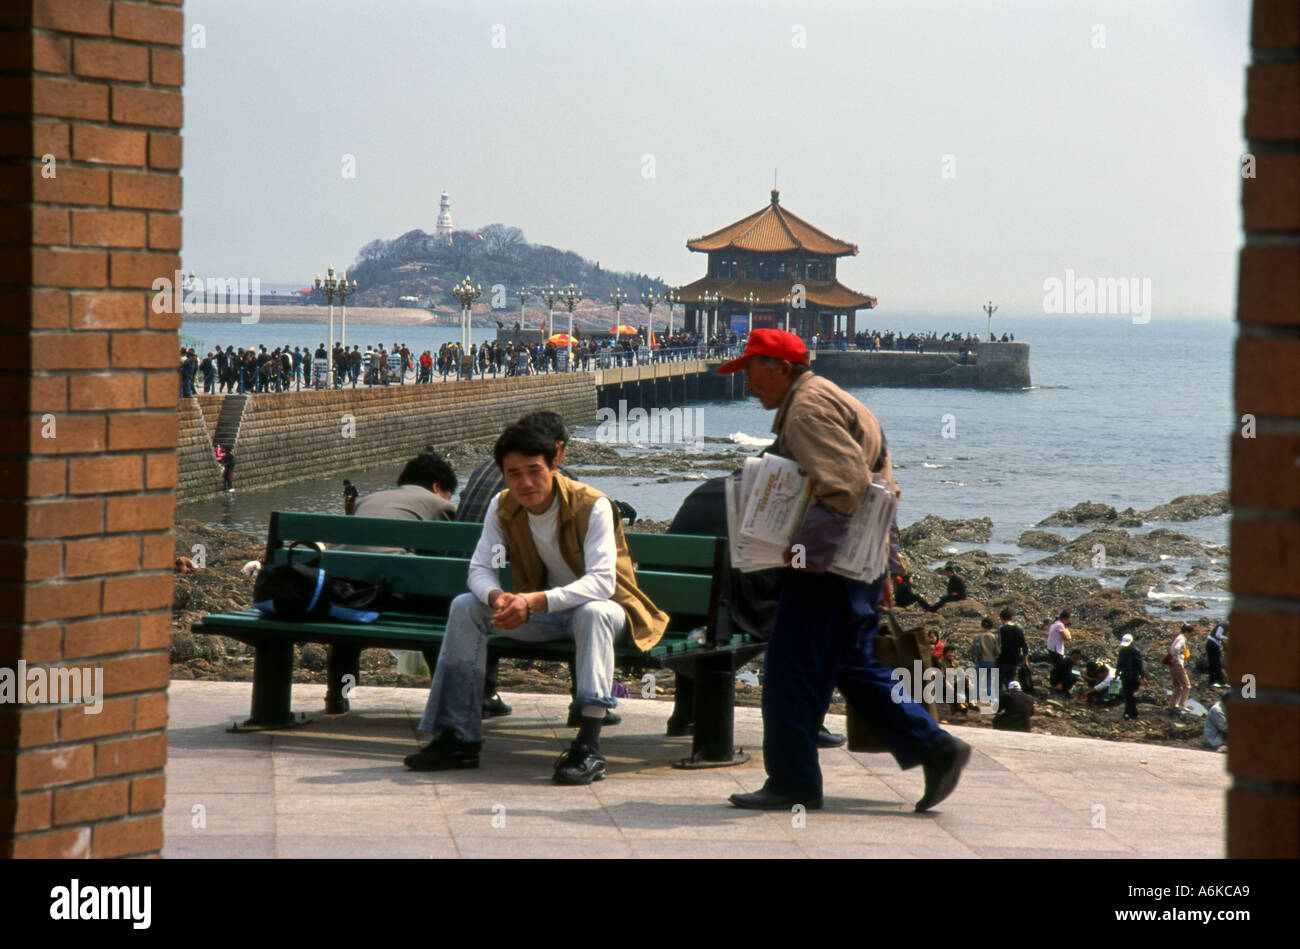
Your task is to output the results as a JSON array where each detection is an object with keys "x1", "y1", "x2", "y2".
[{"x1": 771, "y1": 371, "x2": 898, "y2": 516}]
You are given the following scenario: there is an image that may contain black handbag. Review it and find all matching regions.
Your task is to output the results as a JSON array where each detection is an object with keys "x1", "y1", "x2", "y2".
[{"x1": 252, "y1": 543, "x2": 383, "y2": 624}]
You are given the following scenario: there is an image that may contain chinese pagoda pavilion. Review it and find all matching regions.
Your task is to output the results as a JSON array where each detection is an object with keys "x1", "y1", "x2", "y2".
[{"x1": 677, "y1": 190, "x2": 876, "y2": 339}]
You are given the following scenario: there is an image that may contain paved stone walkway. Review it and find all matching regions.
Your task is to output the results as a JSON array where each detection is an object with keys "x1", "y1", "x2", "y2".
[{"x1": 163, "y1": 681, "x2": 1227, "y2": 858}]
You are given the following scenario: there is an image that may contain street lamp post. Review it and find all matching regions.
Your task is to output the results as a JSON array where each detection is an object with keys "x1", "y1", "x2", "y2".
[
  {"x1": 559, "y1": 284, "x2": 582, "y2": 371},
  {"x1": 517, "y1": 287, "x2": 531, "y2": 333},
  {"x1": 742, "y1": 290, "x2": 759, "y2": 338},
  {"x1": 315, "y1": 265, "x2": 356, "y2": 388},
  {"x1": 665, "y1": 288, "x2": 679, "y2": 342},
  {"x1": 641, "y1": 289, "x2": 659, "y2": 361},
  {"x1": 983, "y1": 300, "x2": 998, "y2": 341},
  {"x1": 538, "y1": 284, "x2": 561, "y2": 343},
  {"x1": 451, "y1": 276, "x2": 482, "y2": 378}
]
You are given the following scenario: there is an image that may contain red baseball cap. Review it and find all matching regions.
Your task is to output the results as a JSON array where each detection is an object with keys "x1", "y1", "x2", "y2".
[{"x1": 717, "y1": 328, "x2": 809, "y2": 375}]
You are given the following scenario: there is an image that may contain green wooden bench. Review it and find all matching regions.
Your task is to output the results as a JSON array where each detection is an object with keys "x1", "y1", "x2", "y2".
[{"x1": 192, "y1": 511, "x2": 768, "y2": 767}]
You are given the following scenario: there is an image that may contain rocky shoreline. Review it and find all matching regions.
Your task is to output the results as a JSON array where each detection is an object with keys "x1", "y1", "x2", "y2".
[{"x1": 172, "y1": 466, "x2": 1230, "y2": 752}]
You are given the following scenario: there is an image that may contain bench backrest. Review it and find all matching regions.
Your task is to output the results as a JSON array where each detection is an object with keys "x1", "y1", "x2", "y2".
[{"x1": 263, "y1": 512, "x2": 727, "y2": 643}]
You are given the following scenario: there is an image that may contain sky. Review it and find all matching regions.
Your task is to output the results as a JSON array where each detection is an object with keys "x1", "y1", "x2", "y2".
[{"x1": 182, "y1": 0, "x2": 1251, "y2": 322}]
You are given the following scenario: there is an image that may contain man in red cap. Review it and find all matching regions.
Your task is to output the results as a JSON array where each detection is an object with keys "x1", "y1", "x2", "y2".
[{"x1": 720, "y1": 328, "x2": 971, "y2": 813}]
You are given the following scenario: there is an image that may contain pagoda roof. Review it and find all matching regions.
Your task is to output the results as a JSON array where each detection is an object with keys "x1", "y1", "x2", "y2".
[
  {"x1": 686, "y1": 190, "x2": 859, "y2": 257},
  {"x1": 674, "y1": 276, "x2": 876, "y2": 310}
]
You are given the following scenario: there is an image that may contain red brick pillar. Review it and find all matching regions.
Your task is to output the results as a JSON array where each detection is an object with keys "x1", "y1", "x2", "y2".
[
  {"x1": 1228, "y1": 0, "x2": 1300, "y2": 858},
  {"x1": 0, "y1": 0, "x2": 182, "y2": 858}
]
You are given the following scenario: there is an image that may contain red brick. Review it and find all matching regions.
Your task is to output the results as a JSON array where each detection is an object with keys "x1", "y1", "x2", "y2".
[
  {"x1": 110, "y1": 169, "x2": 180, "y2": 210},
  {"x1": 64, "y1": 615, "x2": 137, "y2": 658},
  {"x1": 32, "y1": 207, "x2": 69, "y2": 245},
  {"x1": 32, "y1": 289, "x2": 69, "y2": 329},
  {"x1": 1245, "y1": 64, "x2": 1300, "y2": 141},
  {"x1": 32, "y1": 120, "x2": 70, "y2": 160},
  {"x1": 0, "y1": 458, "x2": 64, "y2": 499},
  {"x1": 107, "y1": 411, "x2": 175, "y2": 450},
  {"x1": 93, "y1": 814, "x2": 162, "y2": 858},
  {"x1": 71, "y1": 292, "x2": 147, "y2": 331},
  {"x1": 1226, "y1": 611, "x2": 1300, "y2": 692},
  {"x1": 1231, "y1": 520, "x2": 1300, "y2": 598},
  {"x1": 147, "y1": 212, "x2": 181, "y2": 250},
  {"x1": 130, "y1": 773, "x2": 165, "y2": 813},
  {"x1": 32, "y1": 165, "x2": 109, "y2": 206},
  {"x1": 60, "y1": 698, "x2": 134, "y2": 743},
  {"x1": 54, "y1": 779, "x2": 130, "y2": 825},
  {"x1": 1237, "y1": 246, "x2": 1300, "y2": 326},
  {"x1": 11, "y1": 826, "x2": 93, "y2": 859},
  {"x1": 113, "y1": 2, "x2": 183, "y2": 45},
  {"x1": 99, "y1": 655, "x2": 171, "y2": 698},
  {"x1": 31, "y1": 331, "x2": 109, "y2": 369},
  {"x1": 33, "y1": 77, "x2": 109, "y2": 122},
  {"x1": 105, "y1": 494, "x2": 174, "y2": 531},
  {"x1": 73, "y1": 38, "x2": 148, "y2": 81},
  {"x1": 137, "y1": 612, "x2": 171, "y2": 650},
  {"x1": 133, "y1": 691, "x2": 168, "y2": 731},
  {"x1": 14, "y1": 542, "x2": 63, "y2": 581},
  {"x1": 31, "y1": 376, "x2": 68, "y2": 414},
  {"x1": 111, "y1": 87, "x2": 182, "y2": 128},
  {"x1": 147, "y1": 132, "x2": 180, "y2": 170},
  {"x1": 64, "y1": 534, "x2": 140, "y2": 575},
  {"x1": 144, "y1": 369, "x2": 179, "y2": 406},
  {"x1": 13, "y1": 792, "x2": 53, "y2": 833},
  {"x1": 1242, "y1": 154, "x2": 1300, "y2": 232},
  {"x1": 1229, "y1": 701, "x2": 1299, "y2": 784},
  {"x1": 95, "y1": 731, "x2": 167, "y2": 776},
  {"x1": 143, "y1": 453, "x2": 177, "y2": 492},
  {"x1": 71, "y1": 125, "x2": 147, "y2": 167},
  {"x1": 71, "y1": 209, "x2": 147, "y2": 248},
  {"x1": 32, "y1": 249, "x2": 108, "y2": 288},
  {"x1": 1228, "y1": 789, "x2": 1299, "y2": 858},
  {"x1": 150, "y1": 47, "x2": 182, "y2": 86},
  {"x1": 68, "y1": 377, "x2": 143, "y2": 415},
  {"x1": 110, "y1": 250, "x2": 179, "y2": 288},
  {"x1": 141, "y1": 530, "x2": 173, "y2": 567},
  {"x1": 33, "y1": 34, "x2": 72, "y2": 73},
  {"x1": 25, "y1": 579, "x2": 102, "y2": 622},
  {"x1": 17, "y1": 707, "x2": 59, "y2": 748},
  {"x1": 28, "y1": 415, "x2": 107, "y2": 456},
  {"x1": 27, "y1": 498, "x2": 104, "y2": 539},
  {"x1": 110, "y1": 332, "x2": 177, "y2": 368},
  {"x1": 1251, "y1": 0, "x2": 1300, "y2": 49},
  {"x1": 1231, "y1": 432, "x2": 1300, "y2": 510},
  {"x1": 102, "y1": 573, "x2": 171, "y2": 613},
  {"x1": 15, "y1": 743, "x2": 94, "y2": 791},
  {"x1": 32, "y1": 0, "x2": 113, "y2": 36}
]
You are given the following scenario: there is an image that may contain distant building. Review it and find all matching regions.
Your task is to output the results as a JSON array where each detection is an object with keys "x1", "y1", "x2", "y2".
[
  {"x1": 678, "y1": 189, "x2": 876, "y2": 338},
  {"x1": 436, "y1": 191, "x2": 454, "y2": 246}
]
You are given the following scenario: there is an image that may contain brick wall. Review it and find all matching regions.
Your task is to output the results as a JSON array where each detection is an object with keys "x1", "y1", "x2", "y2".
[
  {"x1": 0, "y1": 0, "x2": 181, "y2": 858},
  {"x1": 1228, "y1": 0, "x2": 1300, "y2": 859},
  {"x1": 175, "y1": 376, "x2": 599, "y2": 502}
]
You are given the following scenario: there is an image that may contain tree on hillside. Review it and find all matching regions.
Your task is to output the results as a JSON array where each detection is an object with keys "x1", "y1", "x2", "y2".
[{"x1": 478, "y1": 223, "x2": 526, "y2": 260}]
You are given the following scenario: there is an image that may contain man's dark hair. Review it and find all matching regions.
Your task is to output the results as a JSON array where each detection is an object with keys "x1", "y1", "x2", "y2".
[
  {"x1": 519, "y1": 410, "x2": 568, "y2": 444},
  {"x1": 1059, "y1": 610, "x2": 1072, "y2": 620},
  {"x1": 980, "y1": 617, "x2": 994, "y2": 629},
  {"x1": 999, "y1": 607, "x2": 1014, "y2": 621},
  {"x1": 494, "y1": 423, "x2": 557, "y2": 469},
  {"x1": 397, "y1": 452, "x2": 457, "y2": 493}
]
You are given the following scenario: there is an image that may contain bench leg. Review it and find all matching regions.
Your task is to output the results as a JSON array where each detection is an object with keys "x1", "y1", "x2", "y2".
[
  {"x1": 672, "y1": 656, "x2": 750, "y2": 769},
  {"x1": 666, "y1": 670, "x2": 694, "y2": 737},
  {"x1": 325, "y1": 644, "x2": 361, "y2": 714},
  {"x1": 232, "y1": 640, "x2": 309, "y2": 731}
]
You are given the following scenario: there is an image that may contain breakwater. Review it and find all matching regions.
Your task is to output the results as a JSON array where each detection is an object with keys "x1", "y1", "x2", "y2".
[{"x1": 811, "y1": 342, "x2": 1031, "y2": 389}]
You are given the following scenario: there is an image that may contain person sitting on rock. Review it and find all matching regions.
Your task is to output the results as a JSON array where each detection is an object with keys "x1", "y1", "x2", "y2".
[
  {"x1": 1077, "y1": 660, "x2": 1120, "y2": 706},
  {"x1": 993, "y1": 679, "x2": 1033, "y2": 731},
  {"x1": 1203, "y1": 690, "x2": 1229, "y2": 751},
  {"x1": 892, "y1": 566, "x2": 933, "y2": 611},
  {"x1": 925, "y1": 563, "x2": 967, "y2": 612}
]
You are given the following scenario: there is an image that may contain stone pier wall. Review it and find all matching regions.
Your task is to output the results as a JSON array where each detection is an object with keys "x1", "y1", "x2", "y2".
[
  {"x1": 176, "y1": 376, "x2": 598, "y2": 502},
  {"x1": 811, "y1": 342, "x2": 1031, "y2": 390}
]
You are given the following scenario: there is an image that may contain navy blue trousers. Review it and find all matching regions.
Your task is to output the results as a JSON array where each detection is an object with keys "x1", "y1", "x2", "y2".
[{"x1": 762, "y1": 570, "x2": 948, "y2": 798}]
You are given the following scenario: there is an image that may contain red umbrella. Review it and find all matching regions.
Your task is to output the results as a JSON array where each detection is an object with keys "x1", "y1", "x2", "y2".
[
  {"x1": 546, "y1": 333, "x2": 574, "y2": 346},
  {"x1": 610, "y1": 325, "x2": 638, "y2": 335}
]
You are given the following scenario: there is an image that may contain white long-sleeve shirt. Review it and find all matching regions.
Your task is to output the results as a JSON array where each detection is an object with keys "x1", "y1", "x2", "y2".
[{"x1": 467, "y1": 492, "x2": 618, "y2": 613}]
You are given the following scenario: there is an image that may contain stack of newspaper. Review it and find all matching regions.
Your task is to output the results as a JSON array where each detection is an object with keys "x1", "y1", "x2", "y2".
[{"x1": 725, "y1": 454, "x2": 897, "y2": 582}]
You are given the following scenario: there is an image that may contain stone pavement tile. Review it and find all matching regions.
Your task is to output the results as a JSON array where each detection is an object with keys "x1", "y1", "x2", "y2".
[
  {"x1": 977, "y1": 847, "x2": 1137, "y2": 859},
  {"x1": 598, "y1": 801, "x2": 797, "y2": 840},
  {"x1": 628, "y1": 839, "x2": 806, "y2": 858},
  {"x1": 944, "y1": 822, "x2": 1138, "y2": 857},
  {"x1": 797, "y1": 838, "x2": 981, "y2": 859},
  {"x1": 167, "y1": 764, "x2": 274, "y2": 794},
  {"x1": 275, "y1": 809, "x2": 450, "y2": 838},
  {"x1": 164, "y1": 792, "x2": 274, "y2": 837},
  {"x1": 272, "y1": 791, "x2": 440, "y2": 817},
  {"x1": 930, "y1": 802, "x2": 1092, "y2": 829},
  {"x1": 162, "y1": 834, "x2": 276, "y2": 859},
  {"x1": 453, "y1": 836, "x2": 635, "y2": 858},
  {"x1": 434, "y1": 788, "x2": 622, "y2": 839},
  {"x1": 276, "y1": 836, "x2": 461, "y2": 859}
]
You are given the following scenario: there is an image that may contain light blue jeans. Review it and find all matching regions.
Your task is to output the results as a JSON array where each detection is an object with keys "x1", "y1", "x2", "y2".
[{"x1": 417, "y1": 593, "x2": 627, "y2": 743}]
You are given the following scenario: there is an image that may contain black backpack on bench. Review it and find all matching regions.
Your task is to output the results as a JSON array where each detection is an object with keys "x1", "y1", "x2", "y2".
[{"x1": 252, "y1": 543, "x2": 384, "y2": 624}]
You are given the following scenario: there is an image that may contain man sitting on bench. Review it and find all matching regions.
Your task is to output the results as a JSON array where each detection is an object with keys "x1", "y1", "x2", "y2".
[{"x1": 405, "y1": 421, "x2": 669, "y2": 785}]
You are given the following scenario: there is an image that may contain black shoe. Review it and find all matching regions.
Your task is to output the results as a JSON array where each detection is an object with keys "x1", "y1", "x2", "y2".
[
  {"x1": 915, "y1": 736, "x2": 971, "y2": 812},
  {"x1": 403, "y1": 731, "x2": 481, "y2": 771},
  {"x1": 553, "y1": 741, "x2": 606, "y2": 785},
  {"x1": 566, "y1": 708, "x2": 622, "y2": 728},
  {"x1": 729, "y1": 787, "x2": 823, "y2": 810},
  {"x1": 817, "y1": 725, "x2": 846, "y2": 748},
  {"x1": 481, "y1": 693, "x2": 513, "y2": 718}
]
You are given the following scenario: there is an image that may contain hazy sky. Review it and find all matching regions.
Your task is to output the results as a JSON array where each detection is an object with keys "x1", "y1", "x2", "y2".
[{"x1": 183, "y1": 0, "x2": 1250, "y2": 321}]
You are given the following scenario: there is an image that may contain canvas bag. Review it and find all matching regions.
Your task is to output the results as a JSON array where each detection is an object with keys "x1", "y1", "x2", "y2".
[
  {"x1": 252, "y1": 542, "x2": 384, "y2": 624},
  {"x1": 846, "y1": 609, "x2": 940, "y2": 753}
]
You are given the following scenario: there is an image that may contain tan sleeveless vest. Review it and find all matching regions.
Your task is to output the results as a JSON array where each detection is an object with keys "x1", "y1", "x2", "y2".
[{"x1": 495, "y1": 474, "x2": 669, "y2": 651}]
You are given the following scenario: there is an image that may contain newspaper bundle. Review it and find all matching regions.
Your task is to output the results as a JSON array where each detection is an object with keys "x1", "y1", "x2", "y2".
[{"x1": 726, "y1": 454, "x2": 897, "y2": 582}]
